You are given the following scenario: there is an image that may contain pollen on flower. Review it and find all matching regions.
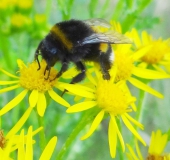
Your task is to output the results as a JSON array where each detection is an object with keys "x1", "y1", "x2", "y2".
[
  {"x1": 19, "y1": 60, "x2": 58, "y2": 92},
  {"x1": 95, "y1": 80, "x2": 134, "y2": 115},
  {"x1": 141, "y1": 40, "x2": 169, "y2": 64},
  {"x1": 0, "y1": 130, "x2": 6, "y2": 149},
  {"x1": 147, "y1": 154, "x2": 167, "y2": 160},
  {"x1": 114, "y1": 51, "x2": 134, "y2": 82}
]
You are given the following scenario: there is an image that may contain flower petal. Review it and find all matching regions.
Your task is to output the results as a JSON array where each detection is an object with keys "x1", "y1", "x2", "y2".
[
  {"x1": 32, "y1": 127, "x2": 43, "y2": 136},
  {"x1": 66, "y1": 101, "x2": 97, "y2": 113},
  {"x1": 29, "y1": 90, "x2": 38, "y2": 108},
  {"x1": 18, "y1": 129, "x2": 25, "y2": 160},
  {"x1": 0, "y1": 89, "x2": 28, "y2": 116},
  {"x1": 126, "y1": 144, "x2": 139, "y2": 160},
  {"x1": 135, "y1": 140, "x2": 143, "y2": 160},
  {"x1": 6, "y1": 107, "x2": 33, "y2": 139},
  {"x1": 128, "y1": 77, "x2": 163, "y2": 98},
  {"x1": 48, "y1": 89, "x2": 70, "y2": 108},
  {"x1": 37, "y1": 92, "x2": 46, "y2": 117},
  {"x1": 110, "y1": 114, "x2": 125, "y2": 152},
  {"x1": 0, "y1": 84, "x2": 20, "y2": 94},
  {"x1": 131, "y1": 29, "x2": 142, "y2": 48},
  {"x1": 142, "y1": 31, "x2": 151, "y2": 45},
  {"x1": 131, "y1": 45, "x2": 152, "y2": 61},
  {"x1": 108, "y1": 118, "x2": 117, "y2": 158},
  {"x1": 81, "y1": 110, "x2": 104, "y2": 140},
  {"x1": 124, "y1": 113, "x2": 144, "y2": 130},
  {"x1": 57, "y1": 82, "x2": 95, "y2": 99},
  {"x1": 0, "y1": 68, "x2": 19, "y2": 79},
  {"x1": 86, "y1": 70, "x2": 97, "y2": 86},
  {"x1": 39, "y1": 136, "x2": 57, "y2": 160},
  {"x1": 17, "y1": 59, "x2": 27, "y2": 69},
  {"x1": 121, "y1": 114, "x2": 146, "y2": 146},
  {"x1": 133, "y1": 67, "x2": 170, "y2": 79},
  {"x1": 25, "y1": 126, "x2": 33, "y2": 160},
  {"x1": 0, "y1": 80, "x2": 19, "y2": 85}
]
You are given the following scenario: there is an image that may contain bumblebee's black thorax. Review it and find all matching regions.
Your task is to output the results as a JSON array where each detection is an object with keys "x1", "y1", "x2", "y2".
[{"x1": 50, "y1": 19, "x2": 94, "y2": 51}]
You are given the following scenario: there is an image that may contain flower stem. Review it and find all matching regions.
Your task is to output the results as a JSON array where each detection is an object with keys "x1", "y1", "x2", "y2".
[
  {"x1": 117, "y1": 119, "x2": 124, "y2": 160},
  {"x1": 36, "y1": 111, "x2": 46, "y2": 151},
  {"x1": 135, "y1": 89, "x2": 146, "y2": 123},
  {"x1": 56, "y1": 110, "x2": 97, "y2": 160}
]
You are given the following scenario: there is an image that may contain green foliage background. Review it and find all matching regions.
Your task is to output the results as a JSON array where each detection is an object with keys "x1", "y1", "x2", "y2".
[{"x1": 0, "y1": 0, "x2": 170, "y2": 159}]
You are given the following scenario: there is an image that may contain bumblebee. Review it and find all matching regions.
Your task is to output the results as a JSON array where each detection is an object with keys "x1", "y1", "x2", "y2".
[{"x1": 35, "y1": 18, "x2": 131, "y2": 83}]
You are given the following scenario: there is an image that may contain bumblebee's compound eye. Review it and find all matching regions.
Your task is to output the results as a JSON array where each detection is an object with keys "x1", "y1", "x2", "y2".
[{"x1": 50, "y1": 48, "x2": 57, "y2": 55}]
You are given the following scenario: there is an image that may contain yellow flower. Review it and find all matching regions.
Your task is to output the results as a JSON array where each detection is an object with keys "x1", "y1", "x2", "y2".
[
  {"x1": 126, "y1": 130, "x2": 170, "y2": 160},
  {"x1": 0, "y1": 59, "x2": 70, "y2": 117},
  {"x1": 148, "y1": 130, "x2": 170, "y2": 159},
  {"x1": 0, "y1": 0, "x2": 17, "y2": 9},
  {"x1": 10, "y1": 14, "x2": 32, "y2": 29},
  {"x1": 0, "y1": 107, "x2": 43, "y2": 159},
  {"x1": 128, "y1": 28, "x2": 170, "y2": 72},
  {"x1": 63, "y1": 70, "x2": 146, "y2": 158},
  {"x1": 112, "y1": 42, "x2": 170, "y2": 98},
  {"x1": 89, "y1": 21, "x2": 170, "y2": 98},
  {"x1": 17, "y1": 0, "x2": 33, "y2": 9},
  {"x1": 34, "y1": 14, "x2": 47, "y2": 25},
  {"x1": 17, "y1": 126, "x2": 57, "y2": 160}
]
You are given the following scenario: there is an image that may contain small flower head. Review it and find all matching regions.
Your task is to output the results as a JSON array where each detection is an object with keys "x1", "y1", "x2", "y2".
[
  {"x1": 17, "y1": 0, "x2": 33, "y2": 10},
  {"x1": 19, "y1": 60, "x2": 57, "y2": 92},
  {"x1": 10, "y1": 14, "x2": 31, "y2": 29},
  {"x1": 126, "y1": 130, "x2": 170, "y2": 160},
  {"x1": 128, "y1": 29, "x2": 170, "y2": 72},
  {"x1": 111, "y1": 39, "x2": 170, "y2": 98},
  {"x1": 147, "y1": 130, "x2": 170, "y2": 160},
  {"x1": 96, "y1": 80, "x2": 134, "y2": 115},
  {"x1": 0, "y1": 59, "x2": 70, "y2": 117},
  {"x1": 66, "y1": 69, "x2": 145, "y2": 158}
]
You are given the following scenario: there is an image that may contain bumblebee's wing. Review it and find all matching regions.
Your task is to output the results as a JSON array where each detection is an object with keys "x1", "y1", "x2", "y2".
[
  {"x1": 77, "y1": 30, "x2": 132, "y2": 46},
  {"x1": 83, "y1": 18, "x2": 111, "y2": 28}
]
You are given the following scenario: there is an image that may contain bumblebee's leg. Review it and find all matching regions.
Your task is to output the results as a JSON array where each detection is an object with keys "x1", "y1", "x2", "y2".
[
  {"x1": 61, "y1": 62, "x2": 86, "y2": 96},
  {"x1": 70, "y1": 61, "x2": 86, "y2": 84},
  {"x1": 56, "y1": 61, "x2": 69, "y2": 78},
  {"x1": 35, "y1": 52, "x2": 41, "y2": 70},
  {"x1": 51, "y1": 61, "x2": 68, "y2": 82},
  {"x1": 34, "y1": 41, "x2": 43, "y2": 70},
  {"x1": 44, "y1": 65, "x2": 51, "y2": 80},
  {"x1": 99, "y1": 53, "x2": 111, "y2": 80}
]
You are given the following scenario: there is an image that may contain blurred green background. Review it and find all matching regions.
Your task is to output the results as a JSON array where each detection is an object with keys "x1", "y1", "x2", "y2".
[{"x1": 0, "y1": 0, "x2": 170, "y2": 159}]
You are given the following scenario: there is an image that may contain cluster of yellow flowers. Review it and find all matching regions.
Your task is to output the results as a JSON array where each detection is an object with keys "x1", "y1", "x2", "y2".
[
  {"x1": 0, "y1": 0, "x2": 48, "y2": 37},
  {"x1": 0, "y1": 21, "x2": 170, "y2": 159}
]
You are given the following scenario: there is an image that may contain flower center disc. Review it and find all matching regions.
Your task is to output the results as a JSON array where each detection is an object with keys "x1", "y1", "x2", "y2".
[
  {"x1": 96, "y1": 81, "x2": 129, "y2": 115},
  {"x1": 19, "y1": 60, "x2": 57, "y2": 92}
]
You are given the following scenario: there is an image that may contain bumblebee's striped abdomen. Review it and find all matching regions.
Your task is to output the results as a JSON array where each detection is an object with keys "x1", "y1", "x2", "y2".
[
  {"x1": 99, "y1": 43, "x2": 114, "y2": 63},
  {"x1": 99, "y1": 43, "x2": 109, "y2": 53}
]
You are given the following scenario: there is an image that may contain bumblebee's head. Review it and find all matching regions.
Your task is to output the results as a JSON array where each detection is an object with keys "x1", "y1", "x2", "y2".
[{"x1": 35, "y1": 37, "x2": 60, "y2": 68}]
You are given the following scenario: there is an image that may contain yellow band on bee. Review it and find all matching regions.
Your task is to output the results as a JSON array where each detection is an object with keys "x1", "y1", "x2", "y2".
[
  {"x1": 99, "y1": 43, "x2": 109, "y2": 53},
  {"x1": 51, "y1": 26, "x2": 73, "y2": 50}
]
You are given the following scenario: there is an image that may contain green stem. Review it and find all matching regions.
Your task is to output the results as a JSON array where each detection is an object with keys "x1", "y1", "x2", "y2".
[
  {"x1": 56, "y1": 110, "x2": 97, "y2": 160},
  {"x1": 117, "y1": 119, "x2": 124, "y2": 160},
  {"x1": 135, "y1": 89, "x2": 145, "y2": 123},
  {"x1": 130, "y1": 89, "x2": 145, "y2": 149},
  {"x1": 36, "y1": 111, "x2": 46, "y2": 151}
]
